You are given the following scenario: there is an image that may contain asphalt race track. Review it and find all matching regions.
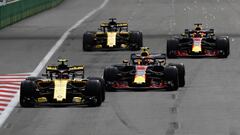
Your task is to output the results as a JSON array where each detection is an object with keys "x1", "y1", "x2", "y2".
[{"x1": 0, "y1": 0, "x2": 240, "y2": 135}]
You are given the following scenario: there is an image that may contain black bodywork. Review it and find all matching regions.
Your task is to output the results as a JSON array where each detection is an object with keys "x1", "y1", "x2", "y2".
[
  {"x1": 167, "y1": 28, "x2": 230, "y2": 58},
  {"x1": 20, "y1": 60, "x2": 105, "y2": 107},
  {"x1": 103, "y1": 53, "x2": 185, "y2": 91},
  {"x1": 83, "y1": 18, "x2": 143, "y2": 51}
]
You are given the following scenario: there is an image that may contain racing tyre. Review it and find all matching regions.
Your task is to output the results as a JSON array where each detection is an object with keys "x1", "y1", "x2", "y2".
[
  {"x1": 164, "y1": 66, "x2": 179, "y2": 91},
  {"x1": 85, "y1": 80, "x2": 103, "y2": 107},
  {"x1": 167, "y1": 39, "x2": 178, "y2": 58},
  {"x1": 103, "y1": 67, "x2": 119, "y2": 91},
  {"x1": 216, "y1": 37, "x2": 229, "y2": 58},
  {"x1": 87, "y1": 77, "x2": 105, "y2": 102},
  {"x1": 129, "y1": 31, "x2": 143, "y2": 51},
  {"x1": 83, "y1": 31, "x2": 95, "y2": 51},
  {"x1": 26, "y1": 76, "x2": 42, "y2": 82},
  {"x1": 20, "y1": 80, "x2": 36, "y2": 107},
  {"x1": 168, "y1": 63, "x2": 185, "y2": 87}
]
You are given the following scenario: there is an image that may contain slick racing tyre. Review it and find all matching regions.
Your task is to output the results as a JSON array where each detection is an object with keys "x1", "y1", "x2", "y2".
[
  {"x1": 85, "y1": 80, "x2": 103, "y2": 107},
  {"x1": 83, "y1": 31, "x2": 95, "y2": 51},
  {"x1": 129, "y1": 31, "x2": 143, "y2": 51},
  {"x1": 103, "y1": 67, "x2": 119, "y2": 81},
  {"x1": 103, "y1": 67, "x2": 119, "y2": 91},
  {"x1": 167, "y1": 39, "x2": 178, "y2": 58},
  {"x1": 20, "y1": 80, "x2": 36, "y2": 107},
  {"x1": 87, "y1": 77, "x2": 106, "y2": 102},
  {"x1": 164, "y1": 66, "x2": 179, "y2": 91},
  {"x1": 216, "y1": 37, "x2": 229, "y2": 58},
  {"x1": 26, "y1": 76, "x2": 42, "y2": 82},
  {"x1": 168, "y1": 63, "x2": 185, "y2": 87}
]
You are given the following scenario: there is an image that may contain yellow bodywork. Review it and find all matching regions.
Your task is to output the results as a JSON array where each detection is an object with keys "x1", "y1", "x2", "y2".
[
  {"x1": 69, "y1": 66, "x2": 84, "y2": 71},
  {"x1": 134, "y1": 76, "x2": 146, "y2": 84},
  {"x1": 54, "y1": 79, "x2": 68, "y2": 102},
  {"x1": 100, "y1": 22, "x2": 128, "y2": 27},
  {"x1": 37, "y1": 97, "x2": 47, "y2": 103},
  {"x1": 192, "y1": 38, "x2": 202, "y2": 53},
  {"x1": 192, "y1": 46, "x2": 202, "y2": 53},
  {"x1": 107, "y1": 32, "x2": 117, "y2": 47}
]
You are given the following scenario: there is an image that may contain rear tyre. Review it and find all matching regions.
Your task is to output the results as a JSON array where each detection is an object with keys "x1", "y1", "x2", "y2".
[
  {"x1": 129, "y1": 31, "x2": 143, "y2": 51},
  {"x1": 168, "y1": 63, "x2": 185, "y2": 87},
  {"x1": 20, "y1": 80, "x2": 36, "y2": 107},
  {"x1": 83, "y1": 31, "x2": 95, "y2": 51},
  {"x1": 85, "y1": 80, "x2": 103, "y2": 107},
  {"x1": 87, "y1": 77, "x2": 105, "y2": 102},
  {"x1": 164, "y1": 66, "x2": 179, "y2": 91},
  {"x1": 103, "y1": 67, "x2": 119, "y2": 91},
  {"x1": 216, "y1": 37, "x2": 229, "y2": 58},
  {"x1": 167, "y1": 39, "x2": 178, "y2": 58}
]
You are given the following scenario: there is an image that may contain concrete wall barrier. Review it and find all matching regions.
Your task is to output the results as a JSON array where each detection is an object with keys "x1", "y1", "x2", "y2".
[{"x1": 0, "y1": 0, "x2": 64, "y2": 29}]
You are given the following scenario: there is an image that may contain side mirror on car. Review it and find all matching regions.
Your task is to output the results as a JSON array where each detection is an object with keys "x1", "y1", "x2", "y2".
[
  {"x1": 158, "y1": 60, "x2": 166, "y2": 65},
  {"x1": 181, "y1": 33, "x2": 186, "y2": 37},
  {"x1": 123, "y1": 59, "x2": 129, "y2": 64},
  {"x1": 42, "y1": 73, "x2": 48, "y2": 77}
]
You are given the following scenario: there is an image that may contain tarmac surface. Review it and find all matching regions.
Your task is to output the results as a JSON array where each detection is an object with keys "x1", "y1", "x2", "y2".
[{"x1": 1, "y1": 0, "x2": 240, "y2": 135}]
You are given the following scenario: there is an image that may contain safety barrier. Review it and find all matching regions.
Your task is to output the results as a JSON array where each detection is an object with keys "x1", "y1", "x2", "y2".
[{"x1": 0, "y1": 0, "x2": 64, "y2": 29}]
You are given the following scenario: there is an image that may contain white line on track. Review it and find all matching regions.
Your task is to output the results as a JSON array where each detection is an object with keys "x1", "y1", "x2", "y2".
[
  {"x1": 31, "y1": 0, "x2": 109, "y2": 77},
  {"x1": 0, "y1": 0, "x2": 109, "y2": 127}
]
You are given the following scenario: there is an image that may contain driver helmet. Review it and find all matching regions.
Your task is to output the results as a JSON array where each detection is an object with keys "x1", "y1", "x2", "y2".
[
  {"x1": 141, "y1": 47, "x2": 150, "y2": 57},
  {"x1": 194, "y1": 24, "x2": 202, "y2": 31},
  {"x1": 57, "y1": 59, "x2": 69, "y2": 70},
  {"x1": 108, "y1": 21, "x2": 117, "y2": 32}
]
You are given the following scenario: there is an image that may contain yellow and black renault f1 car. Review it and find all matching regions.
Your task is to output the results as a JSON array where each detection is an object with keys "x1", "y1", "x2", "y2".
[
  {"x1": 103, "y1": 47, "x2": 185, "y2": 91},
  {"x1": 167, "y1": 24, "x2": 230, "y2": 58},
  {"x1": 83, "y1": 18, "x2": 143, "y2": 51},
  {"x1": 20, "y1": 59, "x2": 105, "y2": 107}
]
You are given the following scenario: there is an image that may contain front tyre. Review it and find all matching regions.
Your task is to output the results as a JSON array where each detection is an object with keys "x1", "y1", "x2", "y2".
[
  {"x1": 26, "y1": 76, "x2": 42, "y2": 82},
  {"x1": 20, "y1": 80, "x2": 36, "y2": 107},
  {"x1": 129, "y1": 31, "x2": 143, "y2": 51},
  {"x1": 87, "y1": 77, "x2": 105, "y2": 102},
  {"x1": 103, "y1": 67, "x2": 119, "y2": 91},
  {"x1": 167, "y1": 39, "x2": 178, "y2": 58},
  {"x1": 164, "y1": 66, "x2": 179, "y2": 91},
  {"x1": 168, "y1": 63, "x2": 185, "y2": 87},
  {"x1": 83, "y1": 31, "x2": 95, "y2": 51},
  {"x1": 216, "y1": 37, "x2": 229, "y2": 58},
  {"x1": 85, "y1": 80, "x2": 103, "y2": 107}
]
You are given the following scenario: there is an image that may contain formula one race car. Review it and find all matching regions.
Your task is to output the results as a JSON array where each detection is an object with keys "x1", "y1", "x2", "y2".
[
  {"x1": 20, "y1": 59, "x2": 105, "y2": 107},
  {"x1": 167, "y1": 24, "x2": 230, "y2": 58},
  {"x1": 103, "y1": 47, "x2": 185, "y2": 91},
  {"x1": 83, "y1": 18, "x2": 143, "y2": 51}
]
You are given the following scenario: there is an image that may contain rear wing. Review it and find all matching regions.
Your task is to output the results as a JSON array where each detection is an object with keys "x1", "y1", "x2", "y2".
[
  {"x1": 130, "y1": 53, "x2": 167, "y2": 65},
  {"x1": 99, "y1": 22, "x2": 128, "y2": 32},
  {"x1": 69, "y1": 65, "x2": 85, "y2": 78},
  {"x1": 194, "y1": 23, "x2": 203, "y2": 27},
  {"x1": 131, "y1": 53, "x2": 166, "y2": 59},
  {"x1": 100, "y1": 22, "x2": 128, "y2": 27},
  {"x1": 183, "y1": 29, "x2": 215, "y2": 37},
  {"x1": 69, "y1": 65, "x2": 84, "y2": 72},
  {"x1": 44, "y1": 65, "x2": 85, "y2": 78},
  {"x1": 46, "y1": 66, "x2": 58, "y2": 72}
]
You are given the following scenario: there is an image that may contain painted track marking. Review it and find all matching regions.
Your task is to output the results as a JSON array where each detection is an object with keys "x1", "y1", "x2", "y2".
[
  {"x1": 31, "y1": 0, "x2": 109, "y2": 76},
  {"x1": 0, "y1": 0, "x2": 109, "y2": 127},
  {"x1": 0, "y1": 74, "x2": 30, "y2": 127}
]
